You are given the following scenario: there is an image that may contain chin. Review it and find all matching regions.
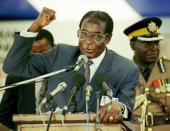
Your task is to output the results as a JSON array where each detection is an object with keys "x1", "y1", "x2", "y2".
[
  {"x1": 148, "y1": 58, "x2": 157, "y2": 64},
  {"x1": 86, "y1": 54, "x2": 94, "y2": 59},
  {"x1": 82, "y1": 51, "x2": 93, "y2": 58}
]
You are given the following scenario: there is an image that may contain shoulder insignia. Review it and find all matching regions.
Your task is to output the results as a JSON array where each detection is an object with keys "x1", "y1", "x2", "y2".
[{"x1": 161, "y1": 56, "x2": 170, "y2": 62}]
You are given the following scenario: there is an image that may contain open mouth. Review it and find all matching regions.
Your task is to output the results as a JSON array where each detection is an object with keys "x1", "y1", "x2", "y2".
[{"x1": 83, "y1": 49, "x2": 93, "y2": 53}]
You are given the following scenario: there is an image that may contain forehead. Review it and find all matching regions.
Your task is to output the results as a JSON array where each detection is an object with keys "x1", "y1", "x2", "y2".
[
  {"x1": 81, "y1": 17, "x2": 106, "y2": 33},
  {"x1": 33, "y1": 38, "x2": 49, "y2": 47}
]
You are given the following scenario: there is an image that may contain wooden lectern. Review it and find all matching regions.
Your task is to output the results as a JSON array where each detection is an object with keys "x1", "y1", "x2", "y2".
[{"x1": 13, "y1": 113, "x2": 134, "y2": 131}]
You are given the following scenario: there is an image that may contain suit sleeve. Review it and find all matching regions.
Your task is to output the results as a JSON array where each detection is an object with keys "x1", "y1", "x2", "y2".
[
  {"x1": 2, "y1": 32, "x2": 57, "y2": 77},
  {"x1": 116, "y1": 66, "x2": 139, "y2": 120}
]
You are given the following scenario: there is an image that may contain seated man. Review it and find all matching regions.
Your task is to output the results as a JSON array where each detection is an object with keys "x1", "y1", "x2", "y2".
[
  {"x1": 0, "y1": 29, "x2": 54, "y2": 130},
  {"x1": 124, "y1": 17, "x2": 170, "y2": 131}
]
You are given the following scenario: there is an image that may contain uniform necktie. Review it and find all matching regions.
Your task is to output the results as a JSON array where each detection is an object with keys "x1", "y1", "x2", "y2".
[{"x1": 143, "y1": 68, "x2": 151, "y2": 81}]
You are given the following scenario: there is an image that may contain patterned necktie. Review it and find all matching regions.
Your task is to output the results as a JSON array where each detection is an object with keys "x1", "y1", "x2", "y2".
[
  {"x1": 75, "y1": 60, "x2": 93, "y2": 112},
  {"x1": 83, "y1": 60, "x2": 93, "y2": 95}
]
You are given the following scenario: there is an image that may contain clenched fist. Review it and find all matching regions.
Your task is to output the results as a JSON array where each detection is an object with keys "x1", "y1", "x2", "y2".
[{"x1": 28, "y1": 7, "x2": 56, "y2": 32}]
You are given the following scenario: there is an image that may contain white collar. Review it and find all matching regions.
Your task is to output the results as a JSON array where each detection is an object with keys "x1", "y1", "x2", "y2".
[{"x1": 89, "y1": 49, "x2": 106, "y2": 67}]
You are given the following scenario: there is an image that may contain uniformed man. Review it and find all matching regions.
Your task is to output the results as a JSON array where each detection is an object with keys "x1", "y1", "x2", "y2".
[{"x1": 124, "y1": 17, "x2": 170, "y2": 131}]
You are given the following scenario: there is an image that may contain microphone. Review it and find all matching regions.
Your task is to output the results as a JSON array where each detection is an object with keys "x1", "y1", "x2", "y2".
[
  {"x1": 85, "y1": 85, "x2": 93, "y2": 102},
  {"x1": 62, "y1": 74, "x2": 85, "y2": 113},
  {"x1": 40, "y1": 82, "x2": 67, "y2": 105},
  {"x1": 94, "y1": 73, "x2": 112, "y2": 98},
  {"x1": 74, "y1": 55, "x2": 88, "y2": 71}
]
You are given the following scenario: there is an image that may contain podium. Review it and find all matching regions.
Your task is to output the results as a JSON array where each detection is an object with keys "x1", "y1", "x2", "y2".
[{"x1": 13, "y1": 113, "x2": 134, "y2": 131}]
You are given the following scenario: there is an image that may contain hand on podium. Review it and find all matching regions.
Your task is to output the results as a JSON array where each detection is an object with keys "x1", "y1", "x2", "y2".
[{"x1": 98, "y1": 101, "x2": 124, "y2": 123}]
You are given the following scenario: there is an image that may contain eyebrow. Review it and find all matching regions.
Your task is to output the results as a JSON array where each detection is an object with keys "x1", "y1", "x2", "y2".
[{"x1": 81, "y1": 29, "x2": 103, "y2": 34}]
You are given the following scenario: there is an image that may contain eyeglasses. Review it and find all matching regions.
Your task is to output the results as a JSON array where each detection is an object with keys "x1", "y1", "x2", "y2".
[{"x1": 77, "y1": 30, "x2": 108, "y2": 44}]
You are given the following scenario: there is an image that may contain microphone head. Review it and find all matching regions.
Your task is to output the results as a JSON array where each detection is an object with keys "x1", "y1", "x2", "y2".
[
  {"x1": 94, "y1": 73, "x2": 109, "y2": 86},
  {"x1": 86, "y1": 85, "x2": 93, "y2": 91},
  {"x1": 58, "y1": 82, "x2": 67, "y2": 91},
  {"x1": 77, "y1": 55, "x2": 88, "y2": 64},
  {"x1": 72, "y1": 74, "x2": 86, "y2": 87}
]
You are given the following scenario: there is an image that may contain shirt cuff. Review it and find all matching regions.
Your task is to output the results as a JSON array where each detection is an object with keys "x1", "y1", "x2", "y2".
[
  {"x1": 20, "y1": 29, "x2": 38, "y2": 37},
  {"x1": 119, "y1": 102, "x2": 128, "y2": 119}
]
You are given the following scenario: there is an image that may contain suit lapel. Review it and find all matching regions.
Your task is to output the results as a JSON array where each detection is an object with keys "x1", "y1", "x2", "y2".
[{"x1": 91, "y1": 49, "x2": 113, "y2": 83}]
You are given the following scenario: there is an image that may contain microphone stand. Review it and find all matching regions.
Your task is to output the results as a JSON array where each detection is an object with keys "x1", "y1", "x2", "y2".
[
  {"x1": 0, "y1": 66, "x2": 74, "y2": 91},
  {"x1": 94, "y1": 90, "x2": 105, "y2": 131},
  {"x1": 46, "y1": 99, "x2": 57, "y2": 131}
]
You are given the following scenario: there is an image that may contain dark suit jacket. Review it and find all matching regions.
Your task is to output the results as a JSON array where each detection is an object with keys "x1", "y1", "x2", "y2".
[
  {"x1": 3, "y1": 33, "x2": 140, "y2": 120},
  {"x1": 0, "y1": 76, "x2": 36, "y2": 129}
]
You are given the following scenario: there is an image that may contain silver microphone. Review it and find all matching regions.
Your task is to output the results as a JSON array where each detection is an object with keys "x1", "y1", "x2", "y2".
[
  {"x1": 40, "y1": 82, "x2": 67, "y2": 105},
  {"x1": 74, "y1": 55, "x2": 88, "y2": 71}
]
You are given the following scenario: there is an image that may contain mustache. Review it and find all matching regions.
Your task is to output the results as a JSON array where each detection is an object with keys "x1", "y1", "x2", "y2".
[
  {"x1": 147, "y1": 50, "x2": 159, "y2": 54},
  {"x1": 82, "y1": 44, "x2": 94, "y2": 50}
]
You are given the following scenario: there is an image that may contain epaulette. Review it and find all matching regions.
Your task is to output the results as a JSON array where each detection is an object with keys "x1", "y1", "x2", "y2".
[
  {"x1": 161, "y1": 56, "x2": 170, "y2": 62},
  {"x1": 157, "y1": 57, "x2": 168, "y2": 73}
]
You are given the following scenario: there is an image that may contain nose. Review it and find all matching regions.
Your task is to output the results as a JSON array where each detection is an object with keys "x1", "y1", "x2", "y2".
[
  {"x1": 151, "y1": 43, "x2": 159, "y2": 48},
  {"x1": 149, "y1": 44, "x2": 159, "y2": 51},
  {"x1": 85, "y1": 35, "x2": 93, "y2": 44}
]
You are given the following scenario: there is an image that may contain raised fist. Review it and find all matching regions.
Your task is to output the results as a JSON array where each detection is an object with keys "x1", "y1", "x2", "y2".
[
  {"x1": 28, "y1": 7, "x2": 56, "y2": 32},
  {"x1": 36, "y1": 7, "x2": 56, "y2": 27}
]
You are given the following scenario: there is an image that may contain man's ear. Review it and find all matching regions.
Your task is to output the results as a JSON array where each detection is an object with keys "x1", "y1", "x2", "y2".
[
  {"x1": 105, "y1": 34, "x2": 112, "y2": 45},
  {"x1": 130, "y1": 41, "x2": 136, "y2": 51},
  {"x1": 77, "y1": 29, "x2": 80, "y2": 38}
]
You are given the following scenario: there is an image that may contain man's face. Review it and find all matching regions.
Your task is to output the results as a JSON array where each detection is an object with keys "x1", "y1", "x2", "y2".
[
  {"x1": 132, "y1": 40, "x2": 160, "y2": 65},
  {"x1": 78, "y1": 17, "x2": 111, "y2": 59},
  {"x1": 31, "y1": 38, "x2": 52, "y2": 53}
]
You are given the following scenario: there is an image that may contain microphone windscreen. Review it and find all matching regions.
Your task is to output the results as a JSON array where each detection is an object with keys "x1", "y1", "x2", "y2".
[
  {"x1": 78, "y1": 55, "x2": 88, "y2": 63},
  {"x1": 72, "y1": 74, "x2": 85, "y2": 87},
  {"x1": 94, "y1": 73, "x2": 109, "y2": 86}
]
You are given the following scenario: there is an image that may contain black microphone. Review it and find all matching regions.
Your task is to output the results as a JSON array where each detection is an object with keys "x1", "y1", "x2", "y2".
[
  {"x1": 62, "y1": 74, "x2": 85, "y2": 113},
  {"x1": 74, "y1": 55, "x2": 88, "y2": 71},
  {"x1": 94, "y1": 73, "x2": 112, "y2": 98}
]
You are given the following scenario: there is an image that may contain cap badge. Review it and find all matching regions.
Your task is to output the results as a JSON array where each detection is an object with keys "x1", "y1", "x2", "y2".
[{"x1": 147, "y1": 21, "x2": 157, "y2": 33}]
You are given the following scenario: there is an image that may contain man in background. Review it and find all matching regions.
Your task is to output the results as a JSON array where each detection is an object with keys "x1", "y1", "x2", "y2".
[
  {"x1": 0, "y1": 29, "x2": 54, "y2": 131},
  {"x1": 124, "y1": 17, "x2": 170, "y2": 131}
]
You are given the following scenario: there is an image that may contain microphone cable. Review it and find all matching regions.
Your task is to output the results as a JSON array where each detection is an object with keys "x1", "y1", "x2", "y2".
[
  {"x1": 86, "y1": 101, "x2": 90, "y2": 131},
  {"x1": 60, "y1": 113, "x2": 68, "y2": 131},
  {"x1": 39, "y1": 104, "x2": 47, "y2": 131}
]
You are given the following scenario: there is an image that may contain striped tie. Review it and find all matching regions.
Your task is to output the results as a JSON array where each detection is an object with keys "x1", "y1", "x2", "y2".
[
  {"x1": 75, "y1": 60, "x2": 93, "y2": 112},
  {"x1": 83, "y1": 60, "x2": 93, "y2": 95}
]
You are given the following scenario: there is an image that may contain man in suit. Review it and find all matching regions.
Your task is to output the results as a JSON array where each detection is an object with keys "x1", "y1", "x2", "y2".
[
  {"x1": 2, "y1": 7, "x2": 139, "y2": 123},
  {"x1": 0, "y1": 29, "x2": 54, "y2": 130},
  {"x1": 124, "y1": 17, "x2": 170, "y2": 131}
]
